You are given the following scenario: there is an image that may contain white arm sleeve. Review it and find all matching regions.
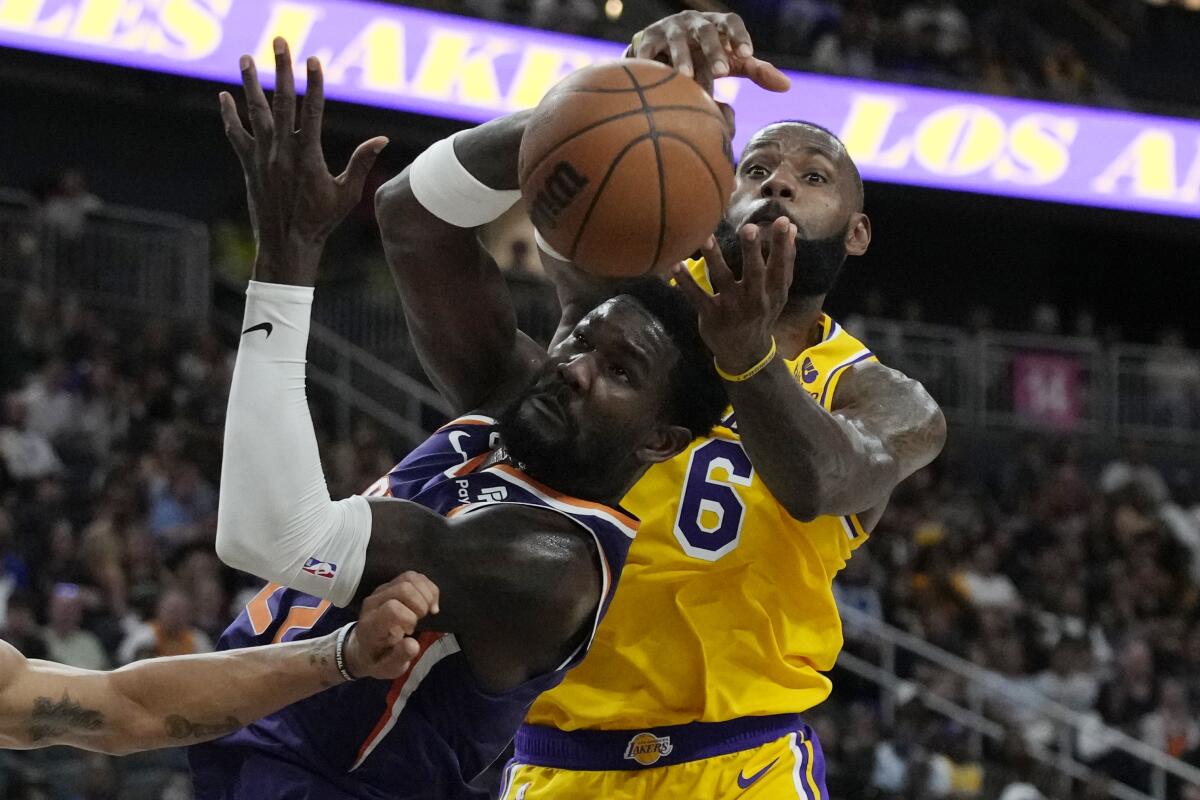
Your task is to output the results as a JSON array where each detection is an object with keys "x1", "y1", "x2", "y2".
[{"x1": 216, "y1": 281, "x2": 371, "y2": 607}]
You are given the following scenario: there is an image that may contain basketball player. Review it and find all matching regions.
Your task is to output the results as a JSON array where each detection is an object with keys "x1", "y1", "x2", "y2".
[
  {"x1": 188, "y1": 42, "x2": 729, "y2": 798},
  {"x1": 0, "y1": 573, "x2": 436, "y2": 753},
  {"x1": 499, "y1": 12, "x2": 949, "y2": 799}
]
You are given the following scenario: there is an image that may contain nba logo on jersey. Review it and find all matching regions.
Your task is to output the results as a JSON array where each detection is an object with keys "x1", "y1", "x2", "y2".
[
  {"x1": 623, "y1": 732, "x2": 673, "y2": 766},
  {"x1": 301, "y1": 557, "x2": 337, "y2": 579}
]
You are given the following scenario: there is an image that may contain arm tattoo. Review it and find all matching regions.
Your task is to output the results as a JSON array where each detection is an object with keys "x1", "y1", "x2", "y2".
[
  {"x1": 164, "y1": 714, "x2": 241, "y2": 740},
  {"x1": 29, "y1": 693, "x2": 104, "y2": 742}
]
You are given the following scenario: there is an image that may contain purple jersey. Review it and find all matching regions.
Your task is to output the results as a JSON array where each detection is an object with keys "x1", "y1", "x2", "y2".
[{"x1": 189, "y1": 415, "x2": 637, "y2": 799}]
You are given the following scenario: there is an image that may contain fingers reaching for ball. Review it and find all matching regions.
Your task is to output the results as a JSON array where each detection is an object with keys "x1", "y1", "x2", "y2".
[{"x1": 629, "y1": 11, "x2": 791, "y2": 94}]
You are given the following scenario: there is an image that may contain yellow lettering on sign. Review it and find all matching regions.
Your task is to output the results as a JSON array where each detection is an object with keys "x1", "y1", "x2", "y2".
[
  {"x1": 1175, "y1": 140, "x2": 1200, "y2": 204},
  {"x1": 913, "y1": 105, "x2": 1005, "y2": 177},
  {"x1": 507, "y1": 45, "x2": 592, "y2": 109},
  {"x1": 149, "y1": 0, "x2": 230, "y2": 59},
  {"x1": 411, "y1": 29, "x2": 515, "y2": 107},
  {"x1": 993, "y1": 113, "x2": 1079, "y2": 185},
  {"x1": 1091, "y1": 129, "x2": 1177, "y2": 199},
  {"x1": 67, "y1": 0, "x2": 131, "y2": 44},
  {"x1": 839, "y1": 94, "x2": 910, "y2": 169},
  {"x1": 253, "y1": 2, "x2": 323, "y2": 66},
  {"x1": 325, "y1": 19, "x2": 407, "y2": 93},
  {"x1": 0, "y1": 0, "x2": 71, "y2": 35}
]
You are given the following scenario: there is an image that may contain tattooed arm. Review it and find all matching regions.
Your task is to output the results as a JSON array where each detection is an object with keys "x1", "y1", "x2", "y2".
[{"x1": 0, "y1": 573, "x2": 438, "y2": 755}]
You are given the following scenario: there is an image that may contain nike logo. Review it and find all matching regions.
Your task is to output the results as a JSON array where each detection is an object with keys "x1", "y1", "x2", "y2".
[
  {"x1": 737, "y1": 757, "x2": 778, "y2": 790},
  {"x1": 242, "y1": 322, "x2": 273, "y2": 338}
]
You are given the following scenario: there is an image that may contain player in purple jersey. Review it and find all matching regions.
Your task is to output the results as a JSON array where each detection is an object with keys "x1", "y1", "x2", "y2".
[{"x1": 188, "y1": 41, "x2": 734, "y2": 799}]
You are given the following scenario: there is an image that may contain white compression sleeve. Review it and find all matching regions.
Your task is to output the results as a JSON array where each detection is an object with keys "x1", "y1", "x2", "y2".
[{"x1": 216, "y1": 281, "x2": 371, "y2": 607}]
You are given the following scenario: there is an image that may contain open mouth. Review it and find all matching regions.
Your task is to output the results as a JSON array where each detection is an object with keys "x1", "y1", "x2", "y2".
[{"x1": 528, "y1": 393, "x2": 566, "y2": 424}]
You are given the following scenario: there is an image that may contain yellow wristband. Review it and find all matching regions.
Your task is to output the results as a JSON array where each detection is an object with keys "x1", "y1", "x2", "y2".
[{"x1": 715, "y1": 338, "x2": 777, "y2": 382}]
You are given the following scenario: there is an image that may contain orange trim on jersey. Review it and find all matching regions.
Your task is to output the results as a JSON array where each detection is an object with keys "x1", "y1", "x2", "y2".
[
  {"x1": 435, "y1": 415, "x2": 496, "y2": 432},
  {"x1": 271, "y1": 599, "x2": 333, "y2": 643},
  {"x1": 355, "y1": 631, "x2": 445, "y2": 764},
  {"x1": 491, "y1": 464, "x2": 639, "y2": 531},
  {"x1": 446, "y1": 504, "x2": 470, "y2": 518},
  {"x1": 245, "y1": 583, "x2": 284, "y2": 636},
  {"x1": 449, "y1": 452, "x2": 491, "y2": 478}
]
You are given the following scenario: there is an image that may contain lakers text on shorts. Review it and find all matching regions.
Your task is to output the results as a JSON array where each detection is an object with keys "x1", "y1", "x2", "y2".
[{"x1": 499, "y1": 715, "x2": 827, "y2": 799}]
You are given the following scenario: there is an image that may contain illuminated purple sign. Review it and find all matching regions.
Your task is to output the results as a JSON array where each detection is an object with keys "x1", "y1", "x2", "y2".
[{"x1": 2, "y1": 0, "x2": 1199, "y2": 218}]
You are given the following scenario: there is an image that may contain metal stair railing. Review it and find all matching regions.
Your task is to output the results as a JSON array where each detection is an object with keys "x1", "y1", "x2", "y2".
[
  {"x1": 837, "y1": 604, "x2": 1200, "y2": 800},
  {"x1": 212, "y1": 308, "x2": 451, "y2": 448}
]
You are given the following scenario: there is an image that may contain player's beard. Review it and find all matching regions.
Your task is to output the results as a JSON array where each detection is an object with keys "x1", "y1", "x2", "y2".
[
  {"x1": 496, "y1": 378, "x2": 619, "y2": 495},
  {"x1": 713, "y1": 217, "x2": 849, "y2": 299}
]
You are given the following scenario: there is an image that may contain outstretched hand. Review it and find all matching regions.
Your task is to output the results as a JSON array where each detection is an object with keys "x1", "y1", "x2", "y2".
[
  {"x1": 345, "y1": 571, "x2": 440, "y2": 680},
  {"x1": 629, "y1": 12, "x2": 791, "y2": 94},
  {"x1": 672, "y1": 218, "x2": 797, "y2": 376},
  {"x1": 219, "y1": 37, "x2": 388, "y2": 286}
]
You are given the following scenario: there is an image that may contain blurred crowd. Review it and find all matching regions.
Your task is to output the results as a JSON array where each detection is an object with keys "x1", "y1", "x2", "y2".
[
  {"x1": 818, "y1": 434, "x2": 1200, "y2": 799},
  {"x1": 0, "y1": 290, "x2": 398, "y2": 799},
  {"x1": 407, "y1": 0, "x2": 1200, "y2": 111}
]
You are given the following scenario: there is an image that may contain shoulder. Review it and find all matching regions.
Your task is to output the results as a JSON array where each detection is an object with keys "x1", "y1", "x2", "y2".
[
  {"x1": 833, "y1": 360, "x2": 935, "y2": 412},
  {"x1": 834, "y1": 360, "x2": 947, "y2": 462}
]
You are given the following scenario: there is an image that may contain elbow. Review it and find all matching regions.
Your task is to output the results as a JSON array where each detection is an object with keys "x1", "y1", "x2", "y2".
[
  {"x1": 214, "y1": 510, "x2": 258, "y2": 575},
  {"x1": 375, "y1": 171, "x2": 416, "y2": 241}
]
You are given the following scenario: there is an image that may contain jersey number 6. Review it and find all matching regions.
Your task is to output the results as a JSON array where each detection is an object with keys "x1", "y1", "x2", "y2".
[{"x1": 672, "y1": 439, "x2": 754, "y2": 561}]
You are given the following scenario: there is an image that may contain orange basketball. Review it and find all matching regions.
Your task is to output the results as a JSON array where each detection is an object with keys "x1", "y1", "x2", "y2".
[{"x1": 518, "y1": 59, "x2": 735, "y2": 278}]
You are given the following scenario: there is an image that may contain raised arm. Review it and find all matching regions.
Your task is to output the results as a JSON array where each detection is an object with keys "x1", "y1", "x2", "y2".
[
  {"x1": 0, "y1": 575, "x2": 437, "y2": 755},
  {"x1": 375, "y1": 112, "x2": 544, "y2": 412},
  {"x1": 542, "y1": 10, "x2": 789, "y2": 346},
  {"x1": 675, "y1": 225, "x2": 945, "y2": 528},
  {"x1": 214, "y1": 43, "x2": 604, "y2": 694}
]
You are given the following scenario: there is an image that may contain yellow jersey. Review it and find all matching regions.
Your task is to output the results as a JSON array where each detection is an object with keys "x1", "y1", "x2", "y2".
[{"x1": 526, "y1": 257, "x2": 877, "y2": 730}]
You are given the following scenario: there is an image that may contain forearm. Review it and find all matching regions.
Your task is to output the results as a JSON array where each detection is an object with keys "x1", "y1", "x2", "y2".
[
  {"x1": 727, "y1": 359, "x2": 896, "y2": 520},
  {"x1": 216, "y1": 281, "x2": 370, "y2": 606},
  {"x1": 1, "y1": 636, "x2": 344, "y2": 755}
]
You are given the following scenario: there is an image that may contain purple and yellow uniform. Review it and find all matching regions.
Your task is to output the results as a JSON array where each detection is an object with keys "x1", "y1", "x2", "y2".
[{"x1": 188, "y1": 415, "x2": 637, "y2": 800}]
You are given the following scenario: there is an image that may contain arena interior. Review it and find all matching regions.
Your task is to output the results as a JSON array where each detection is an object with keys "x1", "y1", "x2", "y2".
[{"x1": 1, "y1": 1, "x2": 1200, "y2": 798}]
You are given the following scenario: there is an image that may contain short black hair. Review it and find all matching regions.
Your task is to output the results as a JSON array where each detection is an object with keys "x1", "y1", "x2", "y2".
[
  {"x1": 744, "y1": 120, "x2": 865, "y2": 211},
  {"x1": 607, "y1": 277, "x2": 727, "y2": 439}
]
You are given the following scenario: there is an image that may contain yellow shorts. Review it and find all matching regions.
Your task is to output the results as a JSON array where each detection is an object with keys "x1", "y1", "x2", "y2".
[{"x1": 500, "y1": 716, "x2": 827, "y2": 799}]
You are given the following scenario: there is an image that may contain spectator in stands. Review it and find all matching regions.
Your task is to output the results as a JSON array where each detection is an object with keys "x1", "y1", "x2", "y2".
[
  {"x1": 146, "y1": 460, "x2": 216, "y2": 551},
  {"x1": 775, "y1": 0, "x2": 841, "y2": 57},
  {"x1": 18, "y1": 356, "x2": 78, "y2": 444},
  {"x1": 1042, "y1": 40, "x2": 1096, "y2": 102},
  {"x1": 0, "y1": 512, "x2": 30, "y2": 630},
  {"x1": 955, "y1": 543, "x2": 1022, "y2": 612},
  {"x1": 1, "y1": 591, "x2": 47, "y2": 660},
  {"x1": 0, "y1": 392, "x2": 63, "y2": 483},
  {"x1": 811, "y1": 0, "x2": 880, "y2": 76},
  {"x1": 899, "y1": 0, "x2": 973, "y2": 74},
  {"x1": 40, "y1": 168, "x2": 101, "y2": 240},
  {"x1": 1101, "y1": 439, "x2": 1170, "y2": 505},
  {"x1": 1140, "y1": 677, "x2": 1200, "y2": 758},
  {"x1": 1147, "y1": 328, "x2": 1200, "y2": 430},
  {"x1": 1033, "y1": 637, "x2": 1099, "y2": 714},
  {"x1": 117, "y1": 587, "x2": 213, "y2": 664},
  {"x1": 530, "y1": 0, "x2": 598, "y2": 36},
  {"x1": 43, "y1": 582, "x2": 109, "y2": 670}
]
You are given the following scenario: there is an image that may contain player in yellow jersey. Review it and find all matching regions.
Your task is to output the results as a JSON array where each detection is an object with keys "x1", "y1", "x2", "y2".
[{"x1": 497, "y1": 12, "x2": 948, "y2": 799}]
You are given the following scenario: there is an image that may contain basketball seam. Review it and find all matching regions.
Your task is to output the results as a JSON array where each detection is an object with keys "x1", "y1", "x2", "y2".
[
  {"x1": 656, "y1": 132, "x2": 730, "y2": 223},
  {"x1": 567, "y1": 133, "x2": 654, "y2": 262},
  {"x1": 551, "y1": 70, "x2": 680, "y2": 93},
  {"x1": 519, "y1": 105, "x2": 725, "y2": 186},
  {"x1": 622, "y1": 64, "x2": 667, "y2": 271}
]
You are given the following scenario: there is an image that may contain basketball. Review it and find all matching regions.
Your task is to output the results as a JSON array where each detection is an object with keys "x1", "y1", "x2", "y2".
[{"x1": 518, "y1": 59, "x2": 735, "y2": 278}]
